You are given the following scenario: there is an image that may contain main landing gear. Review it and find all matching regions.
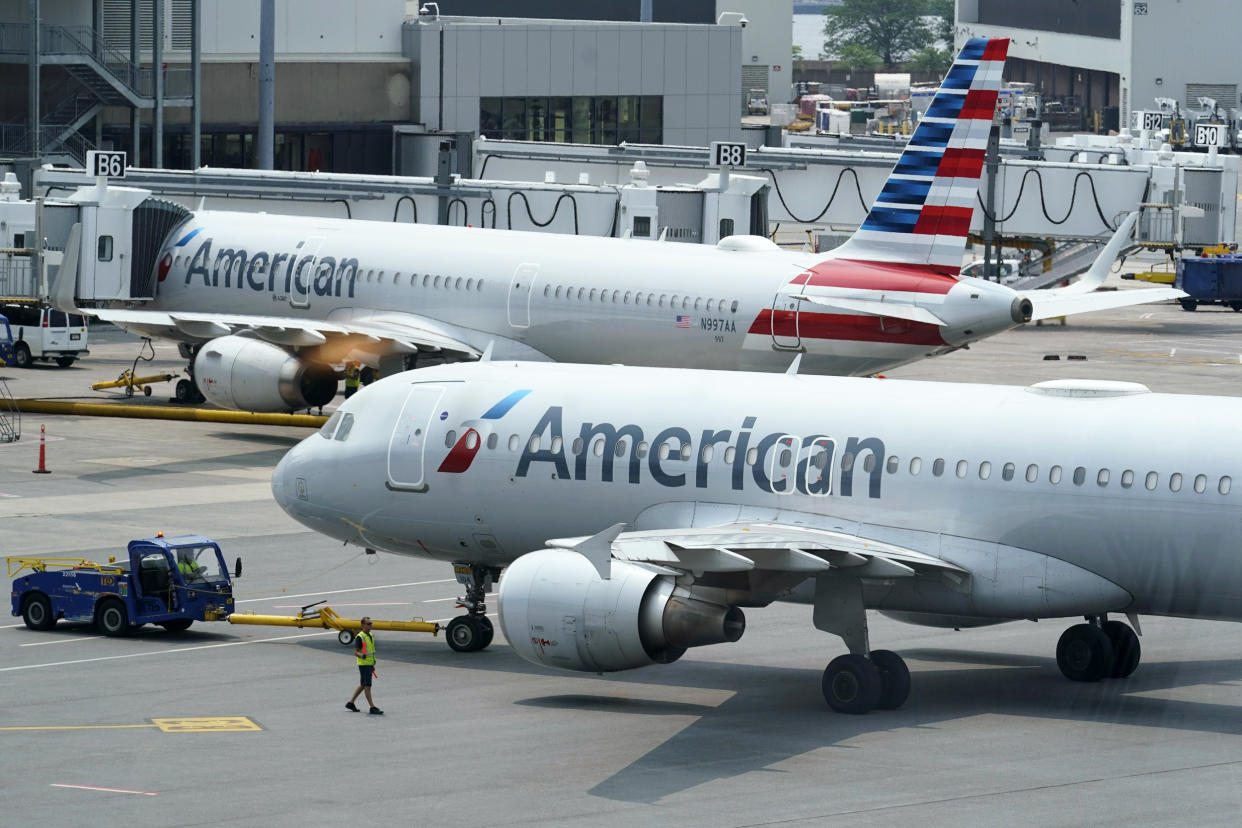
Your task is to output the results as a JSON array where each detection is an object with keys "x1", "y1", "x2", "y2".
[
  {"x1": 1056, "y1": 615, "x2": 1141, "y2": 682},
  {"x1": 445, "y1": 564, "x2": 497, "y2": 653},
  {"x1": 813, "y1": 575, "x2": 911, "y2": 714},
  {"x1": 175, "y1": 343, "x2": 206, "y2": 404}
]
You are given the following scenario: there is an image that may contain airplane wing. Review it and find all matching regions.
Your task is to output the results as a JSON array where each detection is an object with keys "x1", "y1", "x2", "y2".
[
  {"x1": 1019, "y1": 211, "x2": 1186, "y2": 320},
  {"x1": 547, "y1": 522, "x2": 965, "y2": 583},
  {"x1": 87, "y1": 308, "x2": 480, "y2": 357}
]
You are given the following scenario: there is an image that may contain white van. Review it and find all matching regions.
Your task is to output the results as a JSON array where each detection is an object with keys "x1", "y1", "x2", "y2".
[
  {"x1": 960, "y1": 258, "x2": 1024, "y2": 286},
  {"x1": 1, "y1": 303, "x2": 90, "y2": 368}
]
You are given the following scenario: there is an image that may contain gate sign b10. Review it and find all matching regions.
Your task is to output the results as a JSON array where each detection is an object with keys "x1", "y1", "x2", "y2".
[
  {"x1": 87, "y1": 150, "x2": 127, "y2": 178},
  {"x1": 1194, "y1": 123, "x2": 1228, "y2": 147},
  {"x1": 711, "y1": 141, "x2": 747, "y2": 168}
]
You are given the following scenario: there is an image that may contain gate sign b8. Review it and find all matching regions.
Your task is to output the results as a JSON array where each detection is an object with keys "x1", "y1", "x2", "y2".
[
  {"x1": 1194, "y1": 123, "x2": 1228, "y2": 147},
  {"x1": 711, "y1": 141, "x2": 747, "y2": 168},
  {"x1": 87, "y1": 150, "x2": 127, "y2": 178}
]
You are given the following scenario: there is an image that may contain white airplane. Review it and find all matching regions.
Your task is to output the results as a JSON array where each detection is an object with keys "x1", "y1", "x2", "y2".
[
  {"x1": 62, "y1": 37, "x2": 1180, "y2": 412},
  {"x1": 271, "y1": 359, "x2": 1242, "y2": 713}
]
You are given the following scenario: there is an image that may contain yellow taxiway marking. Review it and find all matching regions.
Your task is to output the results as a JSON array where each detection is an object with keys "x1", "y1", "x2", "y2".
[
  {"x1": 152, "y1": 717, "x2": 261, "y2": 733},
  {"x1": 3, "y1": 717, "x2": 261, "y2": 733}
]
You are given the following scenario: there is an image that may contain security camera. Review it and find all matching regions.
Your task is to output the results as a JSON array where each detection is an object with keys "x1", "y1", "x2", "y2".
[{"x1": 740, "y1": 17, "x2": 748, "y2": 27}]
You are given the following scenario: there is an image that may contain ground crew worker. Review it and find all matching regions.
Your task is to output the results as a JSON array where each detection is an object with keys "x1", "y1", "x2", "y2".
[
  {"x1": 346, "y1": 617, "x2": 383, "y2": 715},
  {"x1": 177, "y1": 549, "x2": 204, "y2": 581},
  {"x1": 343, "y1": 362, "x2": 361, "y2": 399}
]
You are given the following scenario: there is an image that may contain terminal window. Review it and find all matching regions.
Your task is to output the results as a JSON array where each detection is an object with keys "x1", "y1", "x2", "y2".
[{"x1": 480, "y1": 96, "x2": 662, "y2": 144}]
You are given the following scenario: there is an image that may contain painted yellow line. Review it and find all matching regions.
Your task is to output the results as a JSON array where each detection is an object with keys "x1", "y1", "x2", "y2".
[
  {"x1": 153, "y1": 716, "x2": 260, "y2": 733},
  {"x1": 0, "y1": 630, "x2": 333, "y2": 673},
  {"x1": 1, "y1": 724, "x2": 157, "y2": 732}
]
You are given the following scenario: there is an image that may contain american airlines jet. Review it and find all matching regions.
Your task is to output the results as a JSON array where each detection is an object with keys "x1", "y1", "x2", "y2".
[
  {"x1": 272, "y1": 359, "x2": 1242, "y2": 714},
  {"x1": 69, "y1": 38, "x2": 1180, "y2": 412}
]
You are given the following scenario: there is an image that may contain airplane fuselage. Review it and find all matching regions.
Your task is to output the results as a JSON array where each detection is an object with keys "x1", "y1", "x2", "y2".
[
  {"x1": 136, "y1": 212, "x2": 1022, "y2": 376},
  {"x1": 273, "y1": 362, "x2": 1242, "y2": 623}
]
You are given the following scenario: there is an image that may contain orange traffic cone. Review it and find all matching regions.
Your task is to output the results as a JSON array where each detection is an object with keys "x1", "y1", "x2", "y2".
[{"x1": 32, "y1": 423, "x2": 50, "y2": 474}]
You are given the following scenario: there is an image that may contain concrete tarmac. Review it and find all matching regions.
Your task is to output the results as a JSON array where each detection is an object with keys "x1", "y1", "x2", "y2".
[{"x1": 2, "y1": 282, "x2": 1242, "y2": 826}]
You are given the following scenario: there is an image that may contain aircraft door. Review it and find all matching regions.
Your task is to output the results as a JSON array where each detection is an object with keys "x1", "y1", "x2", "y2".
[
  {"x1": 507, "y1": 263, "x2": 539, "y2": 328},
  {"x1": 387, "y1": 384, "x2": 449, "y2": 492},
  {"x1": 288, "y1": 237, "x2": 324, "y2": 310},
  {"x1": 770, "y1": 293, "x2": 802, "y2": 350}
]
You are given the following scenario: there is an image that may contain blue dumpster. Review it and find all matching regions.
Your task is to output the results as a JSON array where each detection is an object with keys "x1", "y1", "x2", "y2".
[{"x1": 1175, "y1": 256, "x2": 1242, "y2": 311}]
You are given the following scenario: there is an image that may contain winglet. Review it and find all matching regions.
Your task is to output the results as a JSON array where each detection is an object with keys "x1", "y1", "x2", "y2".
[
  {"x1": 570, "y1": 523, "x2": 625, "y2": 579},
  {"x1": 1049, "y1": 210, "x2": 1139, "y2": 296},
  {"x1": 48, "y1": 222, "x2": 81, "y2": 312},
  {"x1": 785, "y1": 353, "x2": 802, "y2": 375},
  {"x1": 479, "y1": 340, "x2": 495, "y2": 362}
]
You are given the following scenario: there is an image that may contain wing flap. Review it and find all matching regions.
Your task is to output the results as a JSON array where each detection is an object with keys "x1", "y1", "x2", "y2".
[{"x1": 792, "y1": 294, "x2": 946, "y2": 326}]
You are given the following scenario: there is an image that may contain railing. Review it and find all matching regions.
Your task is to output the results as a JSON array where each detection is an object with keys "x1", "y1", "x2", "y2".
[
  {"x1": 0, "y1": 123, "x2": 29, "y2": 156},
  {"x1": 0, "y1": 256, "x2": 38, "y2": 300}
]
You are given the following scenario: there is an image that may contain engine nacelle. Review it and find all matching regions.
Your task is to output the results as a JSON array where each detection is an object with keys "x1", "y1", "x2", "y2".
[
  {"x1": 498, "y1": 549, "x2": 745, "y2": 673},
  {"x1": 193, "y1": 335, "x2": 337, "y2": 411}
]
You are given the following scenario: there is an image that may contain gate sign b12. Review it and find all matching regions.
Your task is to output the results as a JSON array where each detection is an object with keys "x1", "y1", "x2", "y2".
[{"x1": 87, "y1": 150, "x2": 127, "y2": 178}]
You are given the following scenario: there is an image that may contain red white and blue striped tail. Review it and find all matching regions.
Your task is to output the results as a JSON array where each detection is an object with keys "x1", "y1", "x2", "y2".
[{"x1": 825, "y1": 37, "x2": 1009, "y2": 273}]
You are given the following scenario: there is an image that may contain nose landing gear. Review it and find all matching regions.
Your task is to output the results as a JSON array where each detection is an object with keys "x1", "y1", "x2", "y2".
[{"x1": 445, "y1": 564, "x2": 498, "y2": 653}]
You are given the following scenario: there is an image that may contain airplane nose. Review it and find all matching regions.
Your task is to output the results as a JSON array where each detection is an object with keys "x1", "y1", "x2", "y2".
[{"x1": 270, "y1": 442, "x2": 298, "y2": 511}]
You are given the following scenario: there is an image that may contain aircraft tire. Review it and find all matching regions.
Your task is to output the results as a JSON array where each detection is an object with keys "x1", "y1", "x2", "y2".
[
  {"x1": 446, "y1": 616, "x2": 483, "y2": 653},
  {"x1": 96, "y1": 599, "x2": 131, "y2": 637},
  {"x1": 1056, "y1": 623, "x2": 1114, "y2": 682},
  {"x1": 475, "y1": 616, "x2": 495, "y2": 650},
  {"x1": 1102, "y1": 620, "x2": 1141, "y2": 678},
  {"x1": 822, "y1": 654, "x2": 882, "y2": 714},
  {"x1": 175, "y1": 379, "x2": 194, "y2": 403},
  {"x1": 869, "y1": 649, "x2": 911, "y2": 710}
]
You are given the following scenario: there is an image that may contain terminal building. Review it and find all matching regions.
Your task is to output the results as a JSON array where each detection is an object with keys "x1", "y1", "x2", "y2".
[
  {"x1": 0, "y1": 0, "x2": 791, "y2": 179},
  {"x1": 956, "y1": 0, "x2": 1242, "y2": 134}
]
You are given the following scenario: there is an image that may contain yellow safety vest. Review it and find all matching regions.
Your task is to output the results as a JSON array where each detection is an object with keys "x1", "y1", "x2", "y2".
[
  {"x1": 178, "y1": 560, "x2": 198, "y2": 576},
  {"x1": 355, "y1": 631, "x2": 376, "y2": 666}
]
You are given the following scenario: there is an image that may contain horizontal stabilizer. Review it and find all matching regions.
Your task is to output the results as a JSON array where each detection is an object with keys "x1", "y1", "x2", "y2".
[
  {"x1": 793, "y1": 293, "x2": 946, "y2": 326},
  {"x1": 1028, "y1": 287, "x2": 1186, "y2": 321}
]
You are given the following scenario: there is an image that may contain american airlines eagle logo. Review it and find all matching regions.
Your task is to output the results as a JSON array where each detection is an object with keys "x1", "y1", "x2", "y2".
[{"x1": 436, "y1": 389, "x2": 532, "y2": 475}]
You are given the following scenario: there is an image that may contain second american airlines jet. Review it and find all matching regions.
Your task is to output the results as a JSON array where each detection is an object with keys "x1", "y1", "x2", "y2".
[
  {"x1": 77, "y1": 38, "x2": 1180, "y2": 411},
  {"x1": 272, "y1": 359, "x2": 1242, "y2": 714}
]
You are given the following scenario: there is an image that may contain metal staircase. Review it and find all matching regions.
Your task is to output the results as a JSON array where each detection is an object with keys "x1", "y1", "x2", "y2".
[
  {"x1": 0, "y1": 21, "x2": 191, "y2": 166},
  {"x1": 0, "y1": 377, "x2": 20, "y2": 444}
]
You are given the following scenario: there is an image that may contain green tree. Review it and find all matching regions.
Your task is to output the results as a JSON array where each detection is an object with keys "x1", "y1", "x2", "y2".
[
  {"x1": 926, "y1": 0, "x2": 954, "y2": 47},
  {"x1": 822, "y1": 0, "x2": 937, "y2": 68},
  {"x1": 908, "y1": 46, "x2": 952, "y2": 76},
  {"x1": 792, "y1": 43, "x2": 803, "y2": 62},
  {"x1": 835, "y1": 42, "x2": 883, "y2": 74}
]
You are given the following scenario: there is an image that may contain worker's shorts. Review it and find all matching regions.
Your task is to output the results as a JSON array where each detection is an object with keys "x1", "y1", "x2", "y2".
[{"x1": 357, "y1": 665, "x2": 374, "y2": 686}]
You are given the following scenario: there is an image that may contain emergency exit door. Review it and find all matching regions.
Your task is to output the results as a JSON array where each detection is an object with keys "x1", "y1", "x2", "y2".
[{"x1": 387, "y1": 384, "x2": 450, "y2": 491}]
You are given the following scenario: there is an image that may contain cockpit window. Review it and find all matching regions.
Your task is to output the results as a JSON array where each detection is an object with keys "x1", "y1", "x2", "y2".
[
  {"x1": 334, "y1": 413, "x2": 355, "y2": 442},
  {"x1": 319, "y1": 411, "x2": 342, "y2": 439}
]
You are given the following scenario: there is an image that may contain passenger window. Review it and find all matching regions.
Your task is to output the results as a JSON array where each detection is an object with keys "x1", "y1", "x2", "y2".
[
  {"x1": 658, "y1": 442, "x2": 671, "y2": 461},
  {"x1": 624, "y1": 291, "x2": 632, "y2": 304},
  {"x1": 572, "y1": 437, "x2": 583, "y2": 454},
  {"x1": 445, "y1": 430, "x2": 457, "y2": 448},
  {"x1": 909, "y1": 457, "x2": 922, "y2": 475},
  {"x1": 694, "y1": 297, "x2": 702, "y2": 311},
  {"x1": 979, "y1": 461, "x2": 991, "y2": 480},
  {"x1": 746, "y1": 447, "x2": 758, "y2": 465},
  {"x1": 528, "y1": 435, "x2": 541, "y2": 453},
  {"x1": 1072, "y1": 466, "x2": 1086, "y2": 486},
  {"x1": 1001, "y1": 462, "x2": 1014, "y2": 481},
  {"x1": 434, "y1": 276, "x2": 442, "y2": 288},
  {"x1": 97, "y1": 235, "x2": 113, "y2": 262},
  {"x1": 1169, "y1": 473, "x2": 1183, "y2": 492},
  {"x1": 700, "y1": 444, "x2": 714, "y2": 463},
  {"x1": 334, "y1": 413, "x2": 355, "y2": 442},
  {"x1": 637, "y1": 441, "x2": 649, "y2": 459},
  {"x1": 886, "y1": 456, "x2": 898, "y2": 474},
  {"x1": 730, "y1": 300, "x2": 739, "y2": 313},
  {"x1": 1219, "y1": 476, "x2": 1231, "y2": 495},
  {"x1": 680, "y1": 443, "x2": 693, "y2": 461},
  {"x1": 841, "y1": 452, "x2": 855, "y2": 472},
  {"x1": 543, "y1": 285, "x2": 551, "y2": 297},
  {"x1": 508, "y1": 434, "x2": 520, "y2": 451},
  {"x1": 1145, "y1": 471, "x2": 1158, "y2": 490},
  {"x1": 318, "y1": 411, "x2": 342, "y2": 439},
  {"x1": 593, "y1": 439, "x2": 604, "y2": 457},
  {"x1": 1097, "y1": 469, "x2": 1109, "y2": 486},
  {"x1": 614, "y1": 440, "x2": 626, "y2": 457},
  {"x1": 955, "y1": 460, "x2": 967, "y2": 478},
  {"x1": 578, "y1": 288, "x2": 586, "y2": 300},
  {"x1": 723, "y1": 446, "x2": 735, "y2": 464},
  {"x1": 1025, "y1": 464, "x2": 1038, "y2": 483},
  {"x1": 464, "y1": 430, "x2": 479, "y2": 450},
  {"x1": 707, "y1": 299, "x2": 715, "y2": 312},
  {"x1": 476, "y1": 279, "x2": 484, "y2": 291},
  {"x1": 1194, "y1": 474, "x2": 1206, "y2": 493},
  {"x1": 455, "y1": 277, "x2": 463, "y2": 289},
  {"x1": 1120, "y1": 469, "x2": 1134, "y2": 488},
  {"x1": 932, "y1": 458, "x2": 944, "y2": 477},
  {"x1": 862, "y1": 454, "x2": 875, "y2": 473},
  {"x1": 589, "y1": 289, "x2": 598, "y2": 301},
  {"x1": 486, "y1": 433, "x2": 498, "y2": 450},
  {"x1": 1050, "y1": 465, "x2": 1062, "y2": 484}
]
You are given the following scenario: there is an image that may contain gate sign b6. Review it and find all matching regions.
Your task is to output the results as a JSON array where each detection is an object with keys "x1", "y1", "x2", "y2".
[
  {"x1": 1194, "y1": 123, "x2": 1228, "y2": 148},
  {"x1": 711, "y1": 141, "x2": 747, "y2": 168},
  {"x1": 87, "y1": 150, "x2": 127, "y2": 178}
]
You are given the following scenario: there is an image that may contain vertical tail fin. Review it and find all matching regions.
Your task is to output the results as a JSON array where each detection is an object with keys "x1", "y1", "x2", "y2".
[{"x1": 826, "y1": 37, "x2": 1009, "y2": 272}]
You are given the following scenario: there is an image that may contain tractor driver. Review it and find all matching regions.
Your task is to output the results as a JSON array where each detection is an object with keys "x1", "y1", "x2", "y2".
[{"x1": 177, "y1": 549, "x2": 206, "y2": 582}]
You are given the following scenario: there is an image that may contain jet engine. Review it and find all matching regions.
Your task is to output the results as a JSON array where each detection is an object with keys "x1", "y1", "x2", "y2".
[
  {"x1": 193, "y1": 335, "x2": 337, "y2": 411},
  {"x1": 497, "y1": 549, "x2": 745, "y2": 673}
]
